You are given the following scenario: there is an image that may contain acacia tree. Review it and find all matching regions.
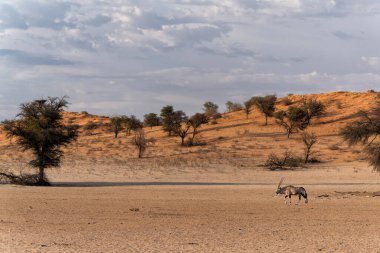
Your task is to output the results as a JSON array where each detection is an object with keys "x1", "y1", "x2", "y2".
[
  {"x1": 226, "y1": 101, "x2": 243, "y2": 113},
  {"x1": 160, "y1": 105, "x2": 175, "y2": 136},
  {"x1": 2, "y1": 97, "x2": 78, "y2": 185},
  {"x1": 171, "y1": 110, "x2": 190, "y2": 146},
  {"x1": 302, "y1": 98, "x2": 325, "y2": 125},
  {"x1": 189, "y1": 113, "x2": 208, "y2": 143},
  {"x1": 274, "y1": 106, "x2": 308, "y2": 138},
  {"x1": 203, "y1": 101, "x2": 219, "y2": 119},
  {"x1": 252, "y1": 95, "x2": 277, "y2": 125},
  {"x1": 123, "y1": 115, "x2": 143, "y2": 136},
  {"x1": 341, "y1": 105, "x2": 380, "y2": 171},
  {"x1": 243, "y1": 99, "x2": 254, "y2": 119},
  {"x1": 110, "y1": 116, "x2": 123, "y2": 138},
  {"x1": 144, "y1": 113, "x2": 160, "y2": 128}
]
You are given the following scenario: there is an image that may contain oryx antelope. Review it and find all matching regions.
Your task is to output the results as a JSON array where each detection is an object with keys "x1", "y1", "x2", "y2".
[{"x1": 275, "y1": 178, "x2": 308, "y2": 204}]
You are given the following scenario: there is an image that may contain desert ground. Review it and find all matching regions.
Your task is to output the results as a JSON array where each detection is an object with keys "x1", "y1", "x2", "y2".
[{"x1": 1, "y1": 91, "x2": 380, "y2": 252}]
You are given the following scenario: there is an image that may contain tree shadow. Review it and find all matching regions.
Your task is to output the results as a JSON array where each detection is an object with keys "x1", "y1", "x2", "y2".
[{"x1": 51, "y1": 181, "x2": 253, "y2": 187}]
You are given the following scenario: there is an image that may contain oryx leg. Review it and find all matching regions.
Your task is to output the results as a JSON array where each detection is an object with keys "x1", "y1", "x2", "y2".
[{"x1": 296, "y1": 194, "x2": 301, "y2": 205}]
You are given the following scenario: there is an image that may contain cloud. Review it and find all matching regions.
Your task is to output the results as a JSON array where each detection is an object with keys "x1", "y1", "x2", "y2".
[
  {"x1": 0, "y1": 3, "x2": 28, "y2": 30},
  {"x1": 0, "y1": 0, "x2": 379, "y2": 120},
  {"x1": 332, "y1": 31, "x2": 360, "y2": 40},
  {"x1": 0, "y1": 49, "x2": 74, "y2": 66},
  {"x1": 0, "y1": 1, "x2": 76, "y2": 31},
  {"x1": 361, "y1": 56, "x2": 379, "y2": 68}
]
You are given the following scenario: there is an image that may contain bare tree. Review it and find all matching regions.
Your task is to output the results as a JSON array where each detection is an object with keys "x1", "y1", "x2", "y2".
[
  {"x1": 132, "y1": 129, "x2": 155, "y2": 158},
  {"x1": 2, "y1": 97, "x2": 78, "y2": 185},
  {"x1": 341, "y1": 104, "x2": 380, "y2": 171},
  {"x1": 301, "y1": 131, "x2": 318, "y2": 163}
]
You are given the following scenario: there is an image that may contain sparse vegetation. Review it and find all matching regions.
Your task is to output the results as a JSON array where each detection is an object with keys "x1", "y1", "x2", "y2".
[
  {"x1": 243, "y1": 99, "x2": 254, "y2": 119},
  {"x1": 301, "y1": 131, "x2": 318, "y2": 164},
  {"x1": 0, "y1": 171, "x2": 38, "y2": 185},
  {"x1": 301, "y1": 98, "x2": 325, "y2": 125},
  {"x1": 2, "y1": 97, "x2": 79, "y2": 185},
  {"x1": 274, "y1": 106, "x2": 308, "y2": 138},
  {"x1": 282, "y1": 97, "x2": 292, "y2": 106},
  {"x1": 251, "y1": 95, "x2": 277, "y2": 125},
  {"x1": 225, "y1": 101, "x2": 243, "y2": 112},
  {"x1": 124, "y1": 115, "x2": 143, "y2": 136},
  {"x1": 144, "y1": 113, "x2": 161, "y2": 128},
  {"x1": 110, "y1": 116, "x2": 124, "y2": 138},
  {"x1": 160, "y1": 105, "x2": 175, "y2": 136},
  {"x1": 203, "y1": 101, "x2": 219, "y2": 120},
  {"x1": 188, "y1": 113, "x2": 208, "y2": 143},
  {"x1": 83, "y1": 121, "x2": 99, "y2": 130},
  {"x1": 171, "y1": 111, "x2": 190, "y2": 146},
  {"x1": 341, "y1": 104, "x2": 380, "y2": 171},
  {"x1": 265, "y1": 151, "x2": 301, "y2": 170},
  {"x1": 132, "y1": 129, "x2": 155, "y2": 158}
]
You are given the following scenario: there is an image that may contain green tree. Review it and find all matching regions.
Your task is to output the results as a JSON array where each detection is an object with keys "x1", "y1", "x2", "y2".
[
  {"x1": 203, "y1": 101, "x2": 219, "y2": 119},
  {"x1": 110, "y1": 116, "x2": 124, "y2": 138},
  {"x1": 252, "y1": 95, "x2": 277, "y2": 125},
  {"x1": 144, "y1": 113, "x2": 160, "y2": 128},
  {"x1": 274, "y1": 106, "x2": 308, "y2": 138},
  {"x1": 189, "y1": 113, "x2": 208, "y2": 143},
  {"x1": 2, "y1": 97, "x2": 78, "y2": 185},
  {"x1": 124, "y1": 115, "x2": 143, "y2": 136},
  {"x1": 341, "y1": 105, "x2": 380, "y2": 171},
  {"x1": 302, "y1": 98, "x2": 325, "y2": 125},
  {"x1": 171, "y1": 110, "x2": 189, "y2": 146},
  {"x1": 226, "y1": 101, "x2": 243, "y2": 113},
  {"x1": 160, "y1": 105, "x2": 175, "y2": 136},
  {"x1": 243, "y1": 99, "x2": 254, "y2": 119}
]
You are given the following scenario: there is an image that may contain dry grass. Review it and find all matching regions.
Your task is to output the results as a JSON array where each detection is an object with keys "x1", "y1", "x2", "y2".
[{"x1": 0, "y1": 91, "x2": 378, "y2": 180}]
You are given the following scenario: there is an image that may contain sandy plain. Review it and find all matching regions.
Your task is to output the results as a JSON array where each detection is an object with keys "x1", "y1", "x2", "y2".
[{"x1": 0, "y1": 91, "x2": 380, "y2": 252}]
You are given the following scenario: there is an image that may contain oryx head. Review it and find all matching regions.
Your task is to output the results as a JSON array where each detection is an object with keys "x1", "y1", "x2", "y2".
[{"x1": 276, "y1": 177, "x2": 284, "y2": 195}]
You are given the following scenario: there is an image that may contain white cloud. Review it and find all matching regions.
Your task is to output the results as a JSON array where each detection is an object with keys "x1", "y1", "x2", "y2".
[
  {"x1": 361, "y1": 56, "x2": 379, "y2": 68},
  {"x1": 0, "y1": 0, "x2": 380, "y2": 119}
]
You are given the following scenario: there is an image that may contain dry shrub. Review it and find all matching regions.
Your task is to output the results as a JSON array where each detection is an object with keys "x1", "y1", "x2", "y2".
[
  {"x1": 184, "y1": 135, "x2": 207, "y2": 147},
  {"x1": 0, "y1": 171, "x2": 41, "y2": 185},
  {"x1": 282, "y1": 97, "x2": 293, "y2": 106},
  {"x1": 329, "y1": 144, "x2": 340, "y2": 150},
  {"x1": 83, "y1": 121, "x2": 99, "y2": 130},
  {"x1": 265, "y1": 151, "x2": 301, "y2": 170}
]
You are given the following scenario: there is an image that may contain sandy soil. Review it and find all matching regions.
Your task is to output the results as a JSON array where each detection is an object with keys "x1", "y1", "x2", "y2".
[{"x1": 1, "y1": 166, "x2": 380, "y2": 253}]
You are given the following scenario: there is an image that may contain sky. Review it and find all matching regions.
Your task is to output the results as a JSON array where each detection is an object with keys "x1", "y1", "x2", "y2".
[{"x1": 0, "y1": 0, "x2": 379, "y2": 119}]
